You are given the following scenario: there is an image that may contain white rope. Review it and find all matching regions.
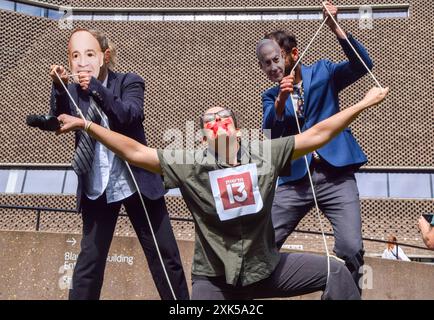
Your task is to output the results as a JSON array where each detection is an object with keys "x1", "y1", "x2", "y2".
[
  {"x1": 54, "y1": 70, "x2": 177, "y2": 300},
  {"x1": 53, "y1": 72, "x2": 85, "y2": 120},
  {"x1": 288, "y1": 94, "x2": 332, "y2": 284},
  {"x1": 322, "y1": 1, "x2": 383, "y2": 88},
  {"x1": 284, "y1": 16, "x2": 331, "y2": 285},
  {"x1": 290, "y1": 16, "x2": 329, "y2": 74}
]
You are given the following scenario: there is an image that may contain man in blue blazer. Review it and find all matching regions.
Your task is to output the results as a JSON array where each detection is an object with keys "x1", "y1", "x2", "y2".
[
  {"x1": 49, "y1": 28, "x2": 188, "y2": 300},
  {"x1": 257, "y1": 2, "x2": 372, "y2": 289}
]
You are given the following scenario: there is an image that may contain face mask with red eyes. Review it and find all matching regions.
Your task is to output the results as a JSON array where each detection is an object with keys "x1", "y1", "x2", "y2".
[{"x1": 204, "y1": 117, "x2": 234, "y2": 138}]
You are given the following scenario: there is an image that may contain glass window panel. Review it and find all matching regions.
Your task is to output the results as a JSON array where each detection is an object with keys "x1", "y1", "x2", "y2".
[
  {"x1": 195, "y1": 14, "x2": 226, "y2": 21},
  {"x1": 63, "y1": 170, "x2": 78, "y2": 194},
  {"x1": 71, "y1": 12, "x2": 93, "y2": 20},
  {"x1": 164, "y1": 14, "x2": 194, "y2": 21},
  {"x1": 261, "y1": 12, "x2": 297, "y2": 21},
  {"x1": 389, "y1": 173, "x2": 431, "y2": 199},
  {"x1": 355, "y1": 173, "x2": 388, "y2": 198},
  {"x1": 166, "y1": 188, "x2": 181, "y2": 197},
  {"x1": 0, "y1": 170, "x2": 10, "y2": 192},
  {"x1": 16, "y1": 2, "x2": 44, "y2": 17},
  {"x1": 113, "y1": 13, "x2": 128, "y2": 21},
  {"x1": 128, "y1": 14, "x2": 163, "y2": 21},
  {"x1": 48, "y1": 8, "x2": 65, "y2": 20},
  {"x1": 0, "y1": 0, "x2": 14, "y2": 11},
  {"x1": 338, "y1": 12, "x2": 360, "y2": 19},
  {"x1": 226, "y1": 13, "x2": 262, "y2": 21},
  {"x1": 373, "y1": 10, "x2": 408, "y2": 19},
  {"x1": 431, "y1": 174, "x2": 434, "y2": 199},
  {"x1": 298, "y1": 11, "x2": 322, "y2": 20},
  {"x1": 2, "y1": 170, "x2": 25, "y2": 193},
  {"x1": 93, "y1": 13, "x2": 127, "y2": 21},
  {"x1": 22, "y1": 170, "x2": 65, "y2": 194}
]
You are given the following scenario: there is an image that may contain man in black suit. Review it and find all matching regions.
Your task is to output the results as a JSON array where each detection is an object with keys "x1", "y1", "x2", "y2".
[{"x1": 49, "y1": 28, "x2": 189, "y2": 300}]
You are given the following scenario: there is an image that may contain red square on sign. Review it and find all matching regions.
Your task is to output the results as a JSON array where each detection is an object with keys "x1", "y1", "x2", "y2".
[{"x1": 217, "y1": 172, "x2": 256, "y2": 210}]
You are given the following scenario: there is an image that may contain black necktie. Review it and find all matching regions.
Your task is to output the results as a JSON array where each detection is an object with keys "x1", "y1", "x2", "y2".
[
  {"x1": 71, "y1": 97, "x2": 101, "y2": 176},
  {"x1": 293, "y1": 85, "x2": 304, "y2": 118}
]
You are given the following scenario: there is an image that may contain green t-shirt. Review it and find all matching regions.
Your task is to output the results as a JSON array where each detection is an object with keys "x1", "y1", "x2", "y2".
[{"x1": 157, "y1": 136, "x2": 294, "y2": 286}]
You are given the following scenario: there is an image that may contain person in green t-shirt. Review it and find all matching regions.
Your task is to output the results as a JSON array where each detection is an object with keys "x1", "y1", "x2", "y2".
[{"x1": 55, "y1": 86, "x2": 388, "y2": 300}]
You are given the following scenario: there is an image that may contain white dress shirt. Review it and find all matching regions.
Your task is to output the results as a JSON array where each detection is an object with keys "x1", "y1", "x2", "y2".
[
  {"x1": 84, "y1": 74, "x2": 136, "y2": 203},
  {"x1": 382, "y1": 246, "x2": 411, "y2": 261}
]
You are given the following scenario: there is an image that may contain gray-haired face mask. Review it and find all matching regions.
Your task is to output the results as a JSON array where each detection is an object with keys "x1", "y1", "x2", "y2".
[
  {"x1": 257, "y1": 40, "x2": 285, "y2": 83},
  {"x1": 68, "y1": 31, "x2": 104, "y2": 81}
]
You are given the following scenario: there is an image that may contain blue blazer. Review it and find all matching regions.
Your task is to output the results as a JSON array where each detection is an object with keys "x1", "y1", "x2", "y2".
[
  {"x1": 262, "y1": 34, "x2": 373, "y2": 184},
  {"x1": 50, "y1": 70, "x2": 166, "y2": 210}
]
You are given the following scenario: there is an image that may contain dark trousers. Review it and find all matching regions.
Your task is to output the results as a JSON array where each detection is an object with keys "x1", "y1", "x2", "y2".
[
  {"x1": 271, "y1": 162, "x2": 364, "y2": 288},
  {"x1": 69, "y1": 192, "x2": 189, "y2": 300},
  {"x1": 191, "y1": 253, "x2": 360, "y2": 300}
]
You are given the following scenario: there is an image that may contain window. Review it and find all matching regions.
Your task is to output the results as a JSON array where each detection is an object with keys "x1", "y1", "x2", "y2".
[
  {"x1": 166, "y1": 188, "x2": 181, "y2": 196},
  {"x1": 0, "y1": 3, "x2": 410, "y2": 22},
  {"x1": 355, "y1": 173, "x2": 388, "y2": 198},
  {"x1": 22, "y1": 170, "x2": 65, "y2": 194},
  {"x1": 226, "y1": 13, "x2": 262, "y2": 21},
  {"x1": 128, "y1": 13, "x2": 163, "y2": 21},
  {"x1": 16, "y1": 2, "x2": 44, "y2": 17},
  {"x1": 47, "y1": 8, "x2": 64, "y2": 20},
  {"x1": 262, "y1": 12, "x2": 297, "y2": 21},
  {"x1": 355, "y1": 172, "x2": 434, "y2": 199},
  {"x1": 195, "y1": 14, "x2": 226, "y2": 21},
  {"x1": 373, "y1": 9, "x2": 408, "y2": 19},
  {"x1": 63, "y1": 170, "x2": 78, "y2": 194},
  {"x1": 388, "y1": 173, "x2": 432, "y2": 199},
  {"x1": 0, "y1": 170, "x2": 10, "y2": 192},
  {"x1": 0, "y1": 168, "x2": 432, "y2": 199},
  {"x1": 431, "y1": 174, "x2": 434, "y2": 198},
  {"x1": 164, "y1": 14, "x2": 195, "y2": 21},
  {"x1": 298, "y1": 11, "x2": 322, "y2": 20},
  {"x1": 0, "y1": 0, "x2": 14, "y2": 11},
  {"x1": 71, "y1": 12, "x2": 93, "y2": 21},
  {"x1": 1, "y1": 170, "x2": 25, "y2": 193},
  {"x1": 93, "y1": 13, "x2": 127, "y2": 21},
  {"x1": 338, "y1": 11, "x2": 360, "y2": 19}
]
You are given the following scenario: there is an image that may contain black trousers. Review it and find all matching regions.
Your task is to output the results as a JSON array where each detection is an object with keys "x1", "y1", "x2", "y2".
[
  {"x1": 69, "y1": 192, "x2": 189, "y2": 300},
  {"x1": 191, "y1": 253, "x2": 360, "y2": 300},
  {"x1": 272, "y1": 162, "x2": 364, "y2": 288}
]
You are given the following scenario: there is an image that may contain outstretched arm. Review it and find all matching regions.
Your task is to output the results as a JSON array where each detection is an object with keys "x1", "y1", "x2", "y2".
[
  {"x1": 418, "y1": 216, "x2": 434, "y2": 250},
  {"x1": 56, "y1": 114, "x2": 162, "y2": 174},
  {"x1": 292, "y1": 87, "x2": 389, "y2": 160},
  {"x1": 322, "y1": 2, "x2": 374, "y2": 91}
]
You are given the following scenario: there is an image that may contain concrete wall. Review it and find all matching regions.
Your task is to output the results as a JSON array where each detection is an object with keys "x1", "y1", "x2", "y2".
[
  {"x1": 1, "y1": 0, "x2": 433, "y2": 257},
  {"x1": 1, "y1": 230, "x2": 433, "y2": 300}
]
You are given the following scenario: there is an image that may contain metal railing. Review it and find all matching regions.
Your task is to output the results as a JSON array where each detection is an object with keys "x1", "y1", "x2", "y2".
[{"x1": 0, "y1": 203, "x2": 432, "y2": 252}]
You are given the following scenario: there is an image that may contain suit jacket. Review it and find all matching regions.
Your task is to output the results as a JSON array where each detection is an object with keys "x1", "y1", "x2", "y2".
[
  {"x1": 261, "y1": 34, "x2": 373, "y2": 183},
  {"x1": 50, "y1": 70, "x2": 166, "y2": 210}
]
